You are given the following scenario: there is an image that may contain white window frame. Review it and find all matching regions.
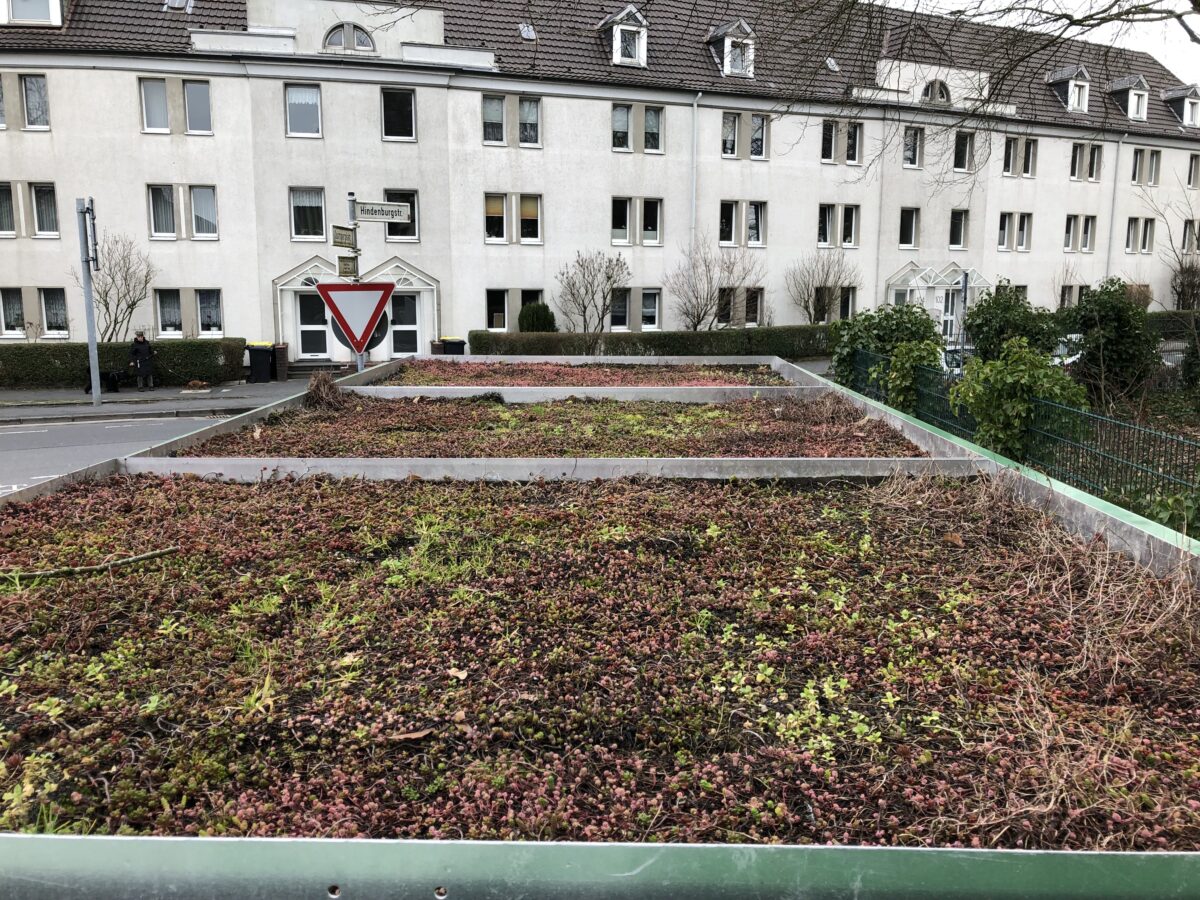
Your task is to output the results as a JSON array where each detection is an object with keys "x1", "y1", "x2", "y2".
[
  {"x1": 1063, "y1": 214, "x2": 1079, "y2": 252},
  {"x1": 30, "y1": 182, "x2": 57, "y2": 237},
  {"x1": 284, "y1": 83, "x2": 322, "y2": 138},
  {"x1": 1016, "y1": 213, "x2": 1032, "y2": 251},
  {"x1": 189, "y1": 185, "x2": 218, "y2": 240},
  {"x1": 612, "y1": 103, "x2": 633, "y2": 152},
  {"x1": 1132, "y1": 148, "x2": 1145, "y2": 184},
  {"x1": 902, "y1": 126, "x2": 923, "y2": 168},
  {"x1": 148, "y1": 185, "x2": 177, "y2": 240},
  {"x1": 1068, "y1": 81, "x2": 1089, "y2": 112},
  {"x1": 746, "y1": 201, "x2": 766, "y2": 247},
  {"x1": 953, "y1": 131, "x2": 974, "y2": 172},
  {"x1": 998, "y1": 212, "x2": 1013, "y2": 251},
  {"x1": 841, "y1": 205, "x2": 859, "y2": 248},
  {"x1": 323, "y1": 22, "x2": 375, "y2": 53},
  {"x1": 1140, "y1": 218, "x2": 1155, "y2": 254},
  {"x1": 721, "y1": 111, "x2": 739, "y2": 157},
  {"x1": 384, "y1": 189, "x2": 419, "y2": 242},
  {"x1": 481, "y1": 94, "x2": 506, "y2": 145},
  {"x1": 39, "y1": 287, "x2": 67, "y2": 337},
  {"x1": 1186, "y1": 99, "x2": 1200, "y2": 128},
  {"x1": 899, "y1": 207, "x2": 919, "y2": 249},
  {"x1": 643, "y1": 105, "x2": 663, "y2": 153},
  {"x1": 155, "y1": 288, "x2": 183, "y2": 338},
  {"x1": 846, "y1": 121, "x2": 862, "y2": 165},
  {"x1": 0, "y1": 288, "x2": 24, "y2": 336},
  {"x1": 518, "y1": 194, "x2": 542, "y2": 244},
  {"x1": 749, "y1": 114, "x2": 768, "y2": 160},
  {"x1": 724, "y1": 37, "x2": 754, "y2": 77},
  {"x1": 196, "y1": 288, "x2": 224, "y2": 337},
  {"x1": 1088, "y1": 144, "x2": 1103, "y2": 181},
  {"x1": 611, "y1": 196, "x2": 632, "y2": 245},
  {"x1": 183, "y1": 80, "x2": 212, "y2": 135},
  {"x1": 817, "y1": 204, "x2": 834, "y2": 247},
  {"x1": 0, "y1": 182, "x2": 15, "y2": 237},
  {"x1": 610, "y1": 287, "x2": 631, "y2": 331},
  {"x1": 1069, "y1": 143, "x2": 1084, "y2": 180},
  {"x1": 641, "y1": 198, "x2": 663, "y2": 246},
  {"x1": 484, "y1": 193, "x2": 507, "y2": 243},
  {"x1": 381, "y1": 88, "x2": 416, "y2": 142},
  {"x1": 744, "y1": 287, "x2": 763, "y2": 327},
  {"x1": 1184, "y1": 220, "x2": 1198, "y2": 254},
  {"x1": 613, "y1": 25, "x2": 647, "y2": 67},
  {"x1": 1190, "y1": 154, "x2": 1200, "y2": 189},
  {"x1": 1148, "y1": 150, "x2": 1161, "y2": 186},
  {"x1": 1002, "y1": 136, "x2": 1018, "y2": 176},
  {"x1": 640, "y1": 289, "x2": 661, "y2": 331},
  {"x1": 139, "y1": 77, "x2": 169, "y2": 133},
  {"x1": 1126, "y1": 217, "x2": 1139, "y2": 253},
  {"x1": 949, "y1": 209, "x2": 968, "y2": 250},
  {"x1": 517, "y1": 96, "x2": 541, "y2": 148},
  {"x1": 1081, "y1": 215, "x2": 1096, "y2": 253},
  {"x1": 718, "y1": 200, "x2": 738, "y2": 246},
  {"x1": 485, "y1": 289, "x2": 508, "y2": 332},
  {"x1": 1129, "y1": 89, "x2": 1148, "y2": 122},
  {"x1": 289, "y1": 186, "x2": 326, "y2": 242},
  {"x1": 8, "y1": 0, "x2": 62, "y2": 25},
  {"x1": 1021, "y1": 138, "x2": 1038, "y2": 177},
  {"x1": 820, "y1": 119, "x2": 837, "y2": 163},
  {"x1": 0, "y1": 79, "x2": 5, "y2": 131},
  {"x1": 21, "y1": 73, "x2": 49, "y2": 130}
]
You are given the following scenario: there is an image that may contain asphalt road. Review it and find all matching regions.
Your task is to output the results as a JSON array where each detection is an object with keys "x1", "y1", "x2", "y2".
[{"x1": 0, "y1": 417, "x2": 217, "y2": 497}]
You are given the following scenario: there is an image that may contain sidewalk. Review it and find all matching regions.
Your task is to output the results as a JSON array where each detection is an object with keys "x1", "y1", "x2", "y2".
[{"x1": 0, "y1": 380, "x2": 304, "y2": 423}]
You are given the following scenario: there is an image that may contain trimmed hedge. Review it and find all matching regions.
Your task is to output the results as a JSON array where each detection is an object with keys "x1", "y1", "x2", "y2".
[
  {"x1": 468, "y1": 325, "x2": 833, "y2": 359},
  {"x1": 0, "y1": 339, "x2": 247, "y2": 388}
]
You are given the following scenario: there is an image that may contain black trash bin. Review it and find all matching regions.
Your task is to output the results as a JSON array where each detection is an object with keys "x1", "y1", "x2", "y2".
[
  {"x1": 441, "y1": 337, "x2": 466, "y2": 356},
  {"x1": 247, "y1": 343, "x2": 274, "y2": 383}
]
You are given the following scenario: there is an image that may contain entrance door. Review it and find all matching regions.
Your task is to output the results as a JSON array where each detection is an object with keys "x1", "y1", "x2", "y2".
[
  {"x1": 941, "y1": 289, "x2": 959, "y2": 340},
  {"x1": 298, "y1": 293, "x2": 330, "y2": 358},
  {"x1": 391, "y1": 293, "x2": 419, "y2": 356}
]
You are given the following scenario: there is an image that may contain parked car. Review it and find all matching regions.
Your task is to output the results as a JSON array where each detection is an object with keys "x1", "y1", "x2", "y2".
[{"x1": 942, "y1": 345, "x2": 976, "y2": 376}]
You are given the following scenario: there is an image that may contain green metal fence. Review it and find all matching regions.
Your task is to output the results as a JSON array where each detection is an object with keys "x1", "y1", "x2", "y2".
[{"x1": 849, "y1": 349, "x2": 1200, "y2": 517}]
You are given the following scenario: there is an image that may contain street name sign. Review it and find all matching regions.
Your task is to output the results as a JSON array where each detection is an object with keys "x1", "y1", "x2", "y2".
[
  {"x1": 337, "y1": 255, "x2": 359, "y2": 278},
  {"x1": 315, "y1": 282, "x2": 395, "y2": 355},
  {"x1": 332, "y1": 225, "x2": 357, "y2": 249},
  {"x1": 354, "y1": 201, "x2": 411, "y2": 223}
]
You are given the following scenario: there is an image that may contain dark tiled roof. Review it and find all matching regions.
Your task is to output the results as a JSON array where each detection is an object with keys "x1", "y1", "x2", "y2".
[{"x1": 0, "y1": 0, "x2": 245, "y2": 53}]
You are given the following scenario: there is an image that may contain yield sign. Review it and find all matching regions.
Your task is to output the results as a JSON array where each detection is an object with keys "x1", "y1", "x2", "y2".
[{"x1": 315, "y1": 282, "x2": 395, "y2": 355}]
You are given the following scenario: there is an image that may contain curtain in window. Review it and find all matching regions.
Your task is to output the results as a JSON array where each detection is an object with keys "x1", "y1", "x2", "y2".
[
  {"x1": 191, "y1": 187, "x2": 218, "y2": 235},
  {"x1": 640, "y1": 291, "x2": 658, "y2": 328},
  {"x1": 32, "y1": 184, "x2": 57, "y2": 233},
  {"x1": 291, "y1": 189, "x2": 324, "y2": 236},
  {"x1": 197, "y1": 290, "x2": 222, "y2": 332},
  {"x1": 23, "y1": 75, "x2": 48, "y2": 127},
  {"x1": 41, "y1": 288, "x2": 66, "y2": 332},
  {"x1": 518, "y1": 98, "x2": 539, "y2": 144},
  {"x1": 142, "y1": 79, "x2": 168, "y2": 129},
  {"x1": 1, "y1": 289, "x2": 23, "y2": 333},
  {"x1": 157, "y1": 290, "x2": 182, "y2": 332},
  {"x1": 643, "y1": 107, "x2": 660, "y2": 150},
  {"x1": 0, "y1": 184, "x2": 14, "y2": 233},
  {"x1": 150, "y1": 186, "x2": 176, "y2": 235},
  {"x1": 519, "y1": 196, "x2": 539, "y2": 239},
  {"x1": 482, "y1": 97, "x2": 504, "y2": 141},
  {"x1": 286, "y1": 85, "x2": 320, "y2": 133}
]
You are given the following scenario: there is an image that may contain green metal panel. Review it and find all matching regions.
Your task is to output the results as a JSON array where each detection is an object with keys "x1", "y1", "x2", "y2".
[{"x1": 1, "y1": 835, "x2": 1199, "y2": 899}]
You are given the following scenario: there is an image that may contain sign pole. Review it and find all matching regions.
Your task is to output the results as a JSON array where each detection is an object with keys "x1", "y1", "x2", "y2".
[
  {"x1": 76, "y1": 198, "x2": 102, "y2": 408},
  {"x1": 347, "y1": 192, "x2": 365, "y2": 373}
]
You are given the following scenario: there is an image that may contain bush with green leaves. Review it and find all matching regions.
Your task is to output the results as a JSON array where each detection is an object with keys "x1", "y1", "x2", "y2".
[
  {"x1": 950, "y1": 337, "x2": 1088, "y2": 461},
  {"x1": 830, "y1": 304, "x2": 942, "y2": 385},
  {"x1": 879, "y1": 340, "x2": 943, "y2": 414},
  {"x1": 517, "y1": 302, "x2": 558, "y2": 333},
  {"x1": 1060, "y1": 278, "x2": 1160, "y2": 402},
  {"x1": 0, "y1": 339, "x2": 246, "y2": 388},
  {"x1": 962, "y1": 279, "x2": 1060, "y2": 361}
]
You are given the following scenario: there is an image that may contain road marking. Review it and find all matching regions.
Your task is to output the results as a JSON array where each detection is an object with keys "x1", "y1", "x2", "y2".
[
  {"x1": 104, "y1": 423, "x2": 147, "y2": 430},
  {"x1": 0, "y1": 429, "x2": 49, "y2": 435}
]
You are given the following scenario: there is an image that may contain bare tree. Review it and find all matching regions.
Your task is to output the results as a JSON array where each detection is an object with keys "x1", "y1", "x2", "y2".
[
  {"x1": 72, "y1": 231, "x2": 159, "y2": 343},
  {"x1": 664, "y1": 233, "x2": 767, "y2": 331},
  {"x1": 555, "y1": 250, "x2": 630, "y2": 350},
  {"x1": 784, "y1": 251, "x2": 862, "y2": 323}
]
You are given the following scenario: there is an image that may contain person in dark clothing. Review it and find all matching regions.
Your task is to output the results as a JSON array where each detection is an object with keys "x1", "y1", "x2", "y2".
[{"x1": 129, "y1": 330, "x2": 156, "y2": 391}]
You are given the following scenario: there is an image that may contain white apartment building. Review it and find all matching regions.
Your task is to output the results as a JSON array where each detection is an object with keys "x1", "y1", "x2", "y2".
[{"x1": 1, "y1": 0, "x2": 1199, "y2": 363}]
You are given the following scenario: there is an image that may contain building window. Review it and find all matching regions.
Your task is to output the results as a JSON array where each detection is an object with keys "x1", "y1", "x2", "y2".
[
  {"x1": 31, "y1": 183, "x2": 57, "y2": 236},
  {"x1": 382, "y1": 89, "x2": 415, "y2": 140},
  {"x1": 197, "y1": 289, "x2": 223, "y2": 335},
  {"x1": 156, "y1": 289, "x2": 182, "y2": 336},
  {"x1": 1088, "y1": 145, "x2": 1103, "y2": 181},
  {"x1": 289, "y1": 187, "x2": 325, "y2": 240},
  {"x1": 1017, "y1": 213, "x2": 1032, "y2": 251},
  {"x1": 518, "y1": 97, "x2": 540, "y2": 146},
  {"x1": 1131, "y1": 148, "x2": 1145, "y2": 183},
  {"x1": 841, "y1": 205, "x2": 859, "y2": 247},
  {"x1": 324, "y1": 23, "x2": 375, "y2": 51},
  {"x1": 716, "y1": 288, "x2": 733, "y2": 325},
  {"x1": 0, "y1": 288, "x2": 23, "y2": 335},
  {"x1": 998, "y1": 212, "x2": 1013, "y2": 250},
  {"x1": 719, "y1": 200, "x2": 737, "y2": 244},
  {"x1": 644, "y1": 106, "x2": 662, "y2": 151},
  {"x1": 485, "y1": 193, "x2": 506, "y2": 241},
  {"x1": 1070, "y1": 143, "x2": 1084, "y2": 179},
  {"x1": 839, "y1": 286, "x2": 856, "y2": 321},
  {"x1": 1190, "y1": 154, "x2": 1199, "y2": 189},
  {"x1": 1140, "y1": 218, "x2": 1155, "y2": 253},
  {"x1": 953, "y1": 132, "x2": 974, "y2": 171},
  {"x1": 1184, "y1": 220, "x2": 1198, "y2": 254},
  {"x1": 725, "y1": 38, "x2": 754, "y2": 77},
  {"x1": 817, "y1": 204, "x2": 834, "y2": 247},
  {"x1": 846, "y1": 122, "x2": 862, "y2": 164},
  {"x1": 722, "y1": 112, "x2": 738, "y2": 156},
  {"x1": 1148, "y1": 150, "x2": 1161, "y2": 186},
  {"x1": 486, "y1": 289, "x2": 507, "y2": 330},
  {"x1": 641, "y1": 289, "x2": 660, "y2": 330},
  {"x1": 899, "y1": 207, "x2": 919, "y2": 248},
  {"x1": 521, "y1": 289, "x2": 542, "y2": 307},
  {"x1": 385, "y1": 190, "x2": 418, "y2": 240},
  {"x1": 749, "y1": 114, "x2": 767, "y2": 159},
  {"x1": 183, "y1": 80, "x2": 212, "y2": 134},
  {"x1": 611, "y1": 197, "x2": 631, "y2": 244},
  {"x1": 519, "y1": 194, "x2": 541, "y2": 242},
  {"x1": 0, "y1": 80, "x2": 5, "y2": 129},
  {"x1": 614, "y1": 25, "x2": 646, "y2": 66},
  {"x1": 140, "y1": 78, "x2": 168, "y2": 132},
  {"x1": 1082, "y1": 215, "x2": 1096, "y2": 253},
  {"x1": 902, "y1": 126, "x2": 924, "y2": 167},
  {"x1": 21, "y1": 74, "x2": 48, "y2": 128},
  {"x1": 610, "y1": 288, "x2": 630, "y2": 330},
  {"x1": 921, "y1": 80, "x2": 950, "y2": 103},
  {"x1": 1069, "y1": 81, "x2": 1089, "y2": 112},
  {"x1": 285, "y1": 84, "x2": 321, "y2": 137},
  {"x1": 0, "y1": 183, "x2": 14, "y2": 236},
  {"x1": 1186, "y1": 99, "x2": 1200, "y2": 127},
  {"x1": 1129, "y1": 90, "x2": 1148, "y2": 121},
  {"x1": 1126, "y1": 217, "x2": 1139, "y2": 253},
  {"x1": 39, "y1": 287, "x2": 67, "y2": 336},
  {"x1": 642, "y1": 198, "x2": 662, "y2": 244},
  {"x1": 1002, "y1": 136, "x2": 1018, "y2": 175},
  {"x1": 11, "y1": 0, "x2": 54, "y2": 22},
  {"x1": 612, "y1": 104, "x2": 632, "y2": 150},
  {"x1": 190, "y1": 185, "x2": 218, "y2": 238},
  {"x1": 821, "y1": 120, "x2": 836, "y2": 162},
  {"x1": 746, "y1": 202, "x2": 766, "y2": 246},
  {"x1": 482, "y1": 95, "x2": 505, "y2": 144},
  {"x1": 1064, "y1": 214, "x2": 1079, "y2": 251},
  {"x1": 1022, "y1": 139, "x2": 1038, "y2": 176},
  {"x1": 745, "y1": 288, "x2": 763, "y2": 326},
  {"x1": 949, "y1": 209, "x2": 968, "y2": 249},
  {"x1": 147, "y1": 185, "x2": 176, "y2": 238}
]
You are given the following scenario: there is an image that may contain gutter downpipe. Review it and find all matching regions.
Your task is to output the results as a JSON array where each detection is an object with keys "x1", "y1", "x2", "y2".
[
  {"x1": 690, "y1": 91, "x2": 703, "y2": 245},
  {"x1": 1104, "y1": 133, "x2": 1127, "y2": 277}
]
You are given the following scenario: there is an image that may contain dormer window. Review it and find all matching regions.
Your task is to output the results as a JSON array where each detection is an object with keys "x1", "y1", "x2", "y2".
[
  {"x1": 599, "y1": 6, "x2": 649, "y2": 68},
  {"x1": 1161, "y1": 84, "x2": 1200, "y2": 126},
  {"x1": 921, "y1": 80, "x2": 950, "y2": 104},
  {"x1": 1069, "y1": 81, "x2": 1089, "y2": 112},
  {"x1": 5, "y1": 0, "x2": 61, "y2": 25},
  {"x1": 1129, "y1": 89, "x2": 1148, "y2": 121},
  {"x1": 1187, "y1": 99, "x2": 1200, "y2": 127},
  {"x1": 324, "y1": 23, "x2": 375, "y2": 52},
  {"x1": 708, "y1": 19, "x2": 756, "y2": 78}
]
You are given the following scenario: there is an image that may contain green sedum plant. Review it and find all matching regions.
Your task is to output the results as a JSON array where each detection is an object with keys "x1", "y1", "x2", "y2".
[
  {"x1": 517, "y1": 302, "x2": 558, "y2": 333},
  {"x1": 962, "y1": 279, "x2": 1059, "y2": 361},
  {"x1": 831, "y1": 304, "x2": 942, "y2": 386},
  {"x1": 950, "y1": 337, "x2": 1087, "y2": 461}
]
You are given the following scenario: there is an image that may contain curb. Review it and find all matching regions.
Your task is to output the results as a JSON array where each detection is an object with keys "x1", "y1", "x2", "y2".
[{"x1": 0, "y1": 406, "x2": 253, "y2": 426}]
